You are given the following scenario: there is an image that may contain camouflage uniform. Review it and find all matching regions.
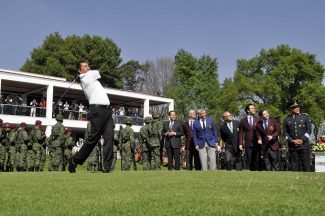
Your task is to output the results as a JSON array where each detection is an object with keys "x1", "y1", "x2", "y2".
[
  {"x1": 111, "y1": 130, "x2": 120, "y2": 171},
  {"x1": 0, "y1": 122, "x2": 8, "y2": 171},
  {"x1": 85, "y1": 122, "x2": 99, "y2": 171},
  {"x1": 119, "y1": 118, "x2": 136, "y2": 171},
  {"x1": 139, "y1": 117, "x2": 153, "y2": 170},
  {"x1": 17, "y1": 123, "x2": 30, "y2": 171},
  {"x1": 39, "y1": 132, "x2": 47, "y2": 172},
  {"x1": 7, "y1": 125, "x2": 17, "y2": 172},
  {"x1": 29, "y1": 121, "x2": 45, "y2": 171},
  {"x1": 50, "y1": 114, "x2": 65, "y2": 171},
  {"x1": 62, "y1": 128, "x2": 74, "y2": 171},
  {"x1": 148, "y1": 112, "x2": 162, "y2": 170}
]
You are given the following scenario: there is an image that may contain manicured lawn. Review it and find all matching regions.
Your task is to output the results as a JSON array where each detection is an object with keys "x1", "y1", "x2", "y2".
[{"x1": 1, "y1": 170, "x2": 324, "y2": 216}]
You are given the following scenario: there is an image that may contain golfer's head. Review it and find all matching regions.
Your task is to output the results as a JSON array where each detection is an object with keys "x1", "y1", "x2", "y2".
[{"x1": 76, "y1": 60, "x2": 91, "y2": 74}]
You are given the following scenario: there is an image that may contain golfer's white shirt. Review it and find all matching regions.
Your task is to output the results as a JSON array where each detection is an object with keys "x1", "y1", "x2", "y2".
[{"x1": 79, "y1": 70, "x2": 110, "y2": 105}]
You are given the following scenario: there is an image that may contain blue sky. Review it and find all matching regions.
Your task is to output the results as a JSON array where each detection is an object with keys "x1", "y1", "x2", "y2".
[{"x1": 0, "y1": 0, "x2": 324, "y2": 82}]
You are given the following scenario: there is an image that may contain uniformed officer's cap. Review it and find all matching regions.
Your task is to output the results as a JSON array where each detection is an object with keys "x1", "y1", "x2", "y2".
[
  {"x1": 144, "y1": 116, "x2": 153, "y2": 123},
  {"x1": 20, "y1": 122, "x2": 27, "y2": 127},
  {"x1": 10, "y1": 124, "x2": 17, "y2": 130},
  {"x1": 35, "y1": 120, "x2": 42, "y2": 125},
  {"x1": 65, "y1": 128, "x2": 72, "y2": 133},
  {"x1": 289, "y1": 101, "x2": 299, "y2": 108}
]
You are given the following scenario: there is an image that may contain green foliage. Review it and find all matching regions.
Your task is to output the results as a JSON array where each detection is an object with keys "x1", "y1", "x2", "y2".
[
  {"x1": 119, "y1": 60, "x2": 144, "y2": 91},
  {"x1": 21, "y1": 32, "x2": 123, "y2": 88},
  {"x1": 1, "y1": 171, "x2": 324, "y2": 215},
  {"x1": 230, "y1": 44, "x2": 325, "y2": 139},
  {"x1": 165, "y1": 49, "x2": 221, "y2": 120}
]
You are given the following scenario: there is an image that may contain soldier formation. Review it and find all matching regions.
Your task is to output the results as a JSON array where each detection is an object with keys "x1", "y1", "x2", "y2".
[{"x1": 0, "y1": 115, "x2": 74, "y2": 172}]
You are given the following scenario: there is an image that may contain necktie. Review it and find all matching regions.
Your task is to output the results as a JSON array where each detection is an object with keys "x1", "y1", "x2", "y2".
[
  {"x1": 169, "y1": 121, "x2": 174, "y2": 130},
  {"x1": 202, "y1": 119, "x2": 206, "y2": 131},
  {"x1": 249, "y1": 117, "x2": 253, "y2": 128},
  {"x1": 228, "y1": 122, "x2": 233, "y2": 133},
  {"x1": 264, "y1": 120, "x2": 268, "y2": 130},
  {"x1": 190, "y1": 120, "x2": 193, "y2": 129}
]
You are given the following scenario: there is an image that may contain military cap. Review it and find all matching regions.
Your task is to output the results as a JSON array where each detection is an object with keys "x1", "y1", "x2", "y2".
[
  {"x1": 35, "y1": 120, "x2": 42, "y2": 125},
  {"x1": 10, "y1": 124, "x2": 17, "y2": 130},
  {"x1": 152, "y1": 112, "x2": 161, "y2": 119},
  {"x1": 289, "y1": 101, "x2": 299, "y2": 108},
  {"x1": 144, "y1": 116, "x2": 153, "y2": 123},
  {"x1": 55, "y1": 114, "x2": 64, "y2": 121},
  {"x1": 124, "y1": 118, "x2": 133, "y2": 125},
  {"x1": 20, "y1": 122, "x2": 27, "y2": 127},
  {"x1": 65, "y1": 128, "x2": 72, "y2": 133}
]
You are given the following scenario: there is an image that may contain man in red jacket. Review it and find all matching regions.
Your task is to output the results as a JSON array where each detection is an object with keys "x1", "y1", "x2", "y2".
[
  {"x1": 256, "y1": 110, "x2": 281, "y2": 171},
  {"x1": 239, "y1": 104, "x2": 260, "y2": 171}
]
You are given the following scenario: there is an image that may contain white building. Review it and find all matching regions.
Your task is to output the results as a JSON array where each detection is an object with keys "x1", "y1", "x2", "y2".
[{"x1": 0, "y1": 68, "x2": 174, "y2": 135}]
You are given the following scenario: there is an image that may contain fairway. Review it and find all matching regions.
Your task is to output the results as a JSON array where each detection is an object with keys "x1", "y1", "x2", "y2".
[{"x1": 1, "y1": 171, "x2": 324, "y2": 216}]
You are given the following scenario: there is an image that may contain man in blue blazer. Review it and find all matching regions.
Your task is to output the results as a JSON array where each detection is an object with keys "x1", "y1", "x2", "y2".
[{"x1": 192, "y1": 109, "x2": 218, "y2": 170}]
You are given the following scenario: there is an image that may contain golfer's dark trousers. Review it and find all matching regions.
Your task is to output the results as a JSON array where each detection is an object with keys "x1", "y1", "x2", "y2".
[{"x1": 73, "y1": 105, "x2": 114, "y2": 171}]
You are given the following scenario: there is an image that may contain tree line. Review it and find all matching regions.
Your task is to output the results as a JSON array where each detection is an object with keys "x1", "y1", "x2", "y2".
[{"x1": 21, "y1": 32, "x2": 325, "y2": 141}]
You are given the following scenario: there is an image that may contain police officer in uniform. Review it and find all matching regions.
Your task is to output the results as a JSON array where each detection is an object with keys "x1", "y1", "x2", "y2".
[{"x1": 283, "y1": 102, "x2": 312, "y2": 171}]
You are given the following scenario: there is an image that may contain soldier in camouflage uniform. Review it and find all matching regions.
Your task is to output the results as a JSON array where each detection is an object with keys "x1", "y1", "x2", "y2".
[
  {"x1": 17, "y1": 122, "x2": 30, "y2": 171},
  {"x1": 148, "y1": 112, "x2": 163, "y2": 170},
  {"x1": 7, "y1": 124, "x2": 17, "y2": 172},
  {"x1": 85, "y1": 121, "x2": 100, "y2": 171},
  {"x1": 39, "y1": 128, "x2": 47, "y2": 172},
  {"x1": 0, "y1": 119, "x2": 7, "y2": 171},
  {"x1": 62, "y1": 128, "x2": 74, "y2": 171},
  {"x1": 50, "y1": 114, "x2": 65, "y2": 171},
  {"x1": 139, "y1": 116, "x2": 153, "y2": 170},
  {"x1": 119, "y1": 118, "x2": 136, "y2": 171},
  {"x1": 29, "y1": 120, "x2": 45, "y2": 171},
  {"x1": 111, "y1": 129, "x2": 120, "y2": 171}
]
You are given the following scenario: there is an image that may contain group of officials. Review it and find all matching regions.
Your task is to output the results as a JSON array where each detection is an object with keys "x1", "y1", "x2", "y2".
[{"x1": 165, "y1": 102, "x2": 311, "y2": 172}]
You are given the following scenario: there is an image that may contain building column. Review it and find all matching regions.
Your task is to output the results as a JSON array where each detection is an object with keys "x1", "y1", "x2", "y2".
[
  {"x1": 143, "y1": 98, "x2": 150, "y2": 117},
  {"x1": 168, "y1": 100, "x2": 174, "y2": 112},
  {"x1": 46, "y1": 85, "x2": 53, "y2": 119}
]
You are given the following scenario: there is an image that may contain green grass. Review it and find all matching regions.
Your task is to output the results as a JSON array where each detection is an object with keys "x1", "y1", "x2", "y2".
[{"x1": 1, "y1": 168, "x2": 325, "y2": 216}]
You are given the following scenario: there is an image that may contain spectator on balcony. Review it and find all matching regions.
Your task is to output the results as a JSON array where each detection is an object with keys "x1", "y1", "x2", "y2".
[
  {"x1": 78, "y1": 103, "x2": 85, "y2": 120},
  {"x1": 63, "y1": 101, "x2": 70, "y2": 119},
  {"x1": 73, "y1": 103, "x2": 79, "y2": 120},
  {"x1": 30, "y1": 99, "x2": 38, "y2": 117},
  {"x1": 39, "y1": 98, "x2": 46, "y2": 117},
  {"x1": 5, "y1": 95, "x2": 13, "y2": 115},
  {"x1": 15, "y1": 95, "x2": 23, "y2": 115}
]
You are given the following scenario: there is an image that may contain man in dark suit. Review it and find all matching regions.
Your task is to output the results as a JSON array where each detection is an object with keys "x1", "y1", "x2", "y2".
[
  {"x1": 183, "y1": 109, "x2": 201, "y2": 170},
  {"x1": 162, "y1": 111, "x2": 184, "y2": 170},
  {"x1": 220, "y1": 111, "x2": 240, "y2": 170},
  {"x1": 192, "y1": 109, "x2": 218, "y2": 171},
  {"x1": 239, "y1": 103, "x2": 261, "y2": 171},
  {"x1": 256, "y1": 110, "x2": 281, "y2": 171}
]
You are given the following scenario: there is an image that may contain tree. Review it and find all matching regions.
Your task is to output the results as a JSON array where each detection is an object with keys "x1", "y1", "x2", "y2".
[
  {"x1": 141, "y1": 57, "x2": 175, "y2": 95},
  {"x1": 21, "y1": 32, "x2": 123, "y2": 88},
  {"x1": 164, "y1": 49, "x2": 221, "y2": 120},
  {"x1": 232, "y1": 44, "x2": 325, "y2": 141},
  {"x1": 119, "y1": 60, "x2": 144, "y2": 91}
]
